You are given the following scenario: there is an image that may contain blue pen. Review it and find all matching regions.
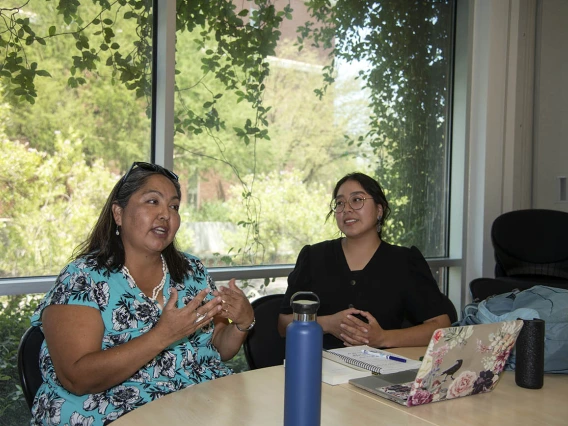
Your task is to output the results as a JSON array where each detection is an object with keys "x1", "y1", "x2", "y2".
[{"x1": 361, "y1": 349, "x2": 407, "y2": 363}]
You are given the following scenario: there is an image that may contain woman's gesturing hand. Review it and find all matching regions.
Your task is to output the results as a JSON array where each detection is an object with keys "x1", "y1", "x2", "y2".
[
  {"x1": 155, "y1": 287, "x2": 223, "y2": 345},
  {"x1": 214, "y1": 279, "x2": 254, "y2": 330}
]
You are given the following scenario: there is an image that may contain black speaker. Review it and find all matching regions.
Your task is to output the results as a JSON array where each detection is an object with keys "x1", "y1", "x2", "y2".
[{"x1": 515, "y1": 318, "x2": 545, "y2": 389}]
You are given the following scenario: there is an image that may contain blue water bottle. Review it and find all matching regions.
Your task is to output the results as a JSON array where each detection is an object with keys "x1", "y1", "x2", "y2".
[{"x1": 284, "y1": 291, "x2": 323, "y2": 426}]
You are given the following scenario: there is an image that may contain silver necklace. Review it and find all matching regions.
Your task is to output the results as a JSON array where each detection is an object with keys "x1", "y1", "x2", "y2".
[{"x1": 123, "y1": 255, "x2": 168, "y2": 302}]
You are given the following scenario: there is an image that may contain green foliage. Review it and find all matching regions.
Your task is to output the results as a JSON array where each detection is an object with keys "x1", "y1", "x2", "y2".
[
  {"x1": 173, "y1": 209, "x2": 196, "y2": 255},
  {"x1": 172, "y1": 35, "x2": 362, "y2": 263},
  {"x1": 1, "y1": 0, "x2": 152, "y2": 108},
  {"x1": 191, "y1": 201, "x2": 230, "y2": 223},
  {"x1": 175, "y1": 0, "x2": 291, "y2": 143},
  {"x1": 1, "y1": 1, "x2": 293, "y2": 166},
  {"x1": 0, "y1": 295, "x2": 41, "y2": 425},
  {"x1": 1, "y1": 0, "x2": 151, "y2": 164},
  {"x1": 0, "y1": 117, "x2": 119, "y2": 276},
  {"x1": 300, "y1": 0, "x2": 454, "y2": 255},
  {"x1": 223, "y1": 170, "x2": 337, "y2": 265}
]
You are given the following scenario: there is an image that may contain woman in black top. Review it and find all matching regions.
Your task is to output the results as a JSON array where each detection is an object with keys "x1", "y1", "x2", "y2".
[{"x1": 278, "y1": 172, "x2": 452, "y2": 349}]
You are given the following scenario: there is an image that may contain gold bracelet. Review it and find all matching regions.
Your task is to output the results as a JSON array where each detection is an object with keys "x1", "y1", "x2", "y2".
[{"x1": 235, "y1": 317, "x2": 255, "y2": 332}]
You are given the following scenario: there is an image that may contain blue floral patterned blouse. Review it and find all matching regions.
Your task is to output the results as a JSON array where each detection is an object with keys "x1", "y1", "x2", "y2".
[{"x1": 30, "y1": 253, "x2": 233, "y2": 425}]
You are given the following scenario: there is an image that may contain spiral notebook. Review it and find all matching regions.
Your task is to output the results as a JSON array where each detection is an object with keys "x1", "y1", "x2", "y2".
[
  {"x1": 321, "y1": 358, "x2": 374, "y2": 385},
  {"x1": 323, "y1": 345, "x2": 422, "y2": 375},
  {"x1": 348, "y1": 321, "x2": 524, "y2": 407}
]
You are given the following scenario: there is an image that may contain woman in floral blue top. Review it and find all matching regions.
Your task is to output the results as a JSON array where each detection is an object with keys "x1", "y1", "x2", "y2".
[{"x1": 30, "y1": 162, "x2": 255, "y2": 425}]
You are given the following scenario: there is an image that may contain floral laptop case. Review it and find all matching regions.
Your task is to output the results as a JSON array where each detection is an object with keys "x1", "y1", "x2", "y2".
[{"x1": 349, "y1": 320, "x2": 524, "y2": 407}]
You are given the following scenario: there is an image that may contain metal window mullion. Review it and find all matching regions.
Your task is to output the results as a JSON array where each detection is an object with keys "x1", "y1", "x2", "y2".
[{"x1": 152, "y1": 0, "x2": 176, "y2": 169}]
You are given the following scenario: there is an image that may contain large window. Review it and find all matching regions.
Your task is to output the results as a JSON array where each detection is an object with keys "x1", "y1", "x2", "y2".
[
  {"x1": 1, "y1": 0, "x2": 454, "y2": 279},
  {"x1": 1, "y1": 0, "x2": 153, "y2": 279},
  {"x1": 169, "y1": 0, "x2": 455, "y2": 269}
]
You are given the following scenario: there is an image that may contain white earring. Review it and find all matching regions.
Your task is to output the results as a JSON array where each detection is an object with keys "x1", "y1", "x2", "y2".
[{"x1": 116, "y1": 226, "x2": 120, "y2": 236}]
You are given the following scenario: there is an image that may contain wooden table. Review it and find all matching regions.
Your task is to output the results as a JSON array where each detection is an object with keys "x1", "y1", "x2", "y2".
[{"x1": 113, "y1": 347, "x2": 568, "y2": 426}]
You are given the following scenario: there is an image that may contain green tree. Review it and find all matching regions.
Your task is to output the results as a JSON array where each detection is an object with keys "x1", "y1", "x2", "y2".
[
  {"x1": 171, "y1": 35, "x2": 366, "y2": 264},
  {"x1": 2, "y1": 0, "x2": 151, "y2": 166},
  {"x1": 223, "y1": 169, "x2": 338, "y2": 265},
  {"x1": 0, "y1": 114, "x2": 118, "y2": 276},
  {"x1": 300, "y1": 0, "x2": 454, "y2": 255},
  {"x1": 262, "y1": 40, "x2": 368, "y2": 186}
]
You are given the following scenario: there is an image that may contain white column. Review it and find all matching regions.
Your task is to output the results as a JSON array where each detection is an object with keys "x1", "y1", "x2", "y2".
[{"x1": 461, "y1": 0, "x2": 536, "y2": 304}]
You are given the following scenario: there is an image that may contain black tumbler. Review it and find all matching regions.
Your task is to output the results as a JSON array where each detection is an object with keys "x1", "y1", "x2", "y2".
[{"x1": 515, "y1": 318, "x2": 545, "y2": 389}]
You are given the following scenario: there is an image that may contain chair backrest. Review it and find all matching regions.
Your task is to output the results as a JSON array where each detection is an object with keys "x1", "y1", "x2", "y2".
[
  {"x1": 491, "y1": 209, "x2": 568, "y2": 280},
  {"x1": 17, "y1": 325, "x2": 45, "y2": 410},
  {"x1": 469, "y1": 277, "x2": 533, "y2": 302},
  {"x1": 243, "y1": 294, "x2": 286, "y2": 370}
]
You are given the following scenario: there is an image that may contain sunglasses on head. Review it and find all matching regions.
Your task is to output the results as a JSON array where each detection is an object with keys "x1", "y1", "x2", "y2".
[{"x1": 117, "y1": 162, "x2": 179, "y2": 192}]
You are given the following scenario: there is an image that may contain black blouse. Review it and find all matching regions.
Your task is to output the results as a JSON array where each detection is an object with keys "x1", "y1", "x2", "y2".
[{"x1": 280, "y1": 239, "x2": 449, "y2": 349}]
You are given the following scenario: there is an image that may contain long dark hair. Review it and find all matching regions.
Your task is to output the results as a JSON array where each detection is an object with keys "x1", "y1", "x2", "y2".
[
  {"x1": 326, "y1": 172, "x2": 391, "y2": 239},
  {"x1": 73, "y1": 165, "x2": 189, "y2": 283}
]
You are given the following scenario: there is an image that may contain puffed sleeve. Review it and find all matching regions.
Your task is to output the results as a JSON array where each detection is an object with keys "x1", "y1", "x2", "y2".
[
  {"x1": 31, "y1": 261, "x2": 102, "y2": 326},
  {"x1": 403, "y1": 246, "x2": 452, "y2": 324},
  {"x1": 280, "y1": 245, "x2": 312, "y2": 315}
]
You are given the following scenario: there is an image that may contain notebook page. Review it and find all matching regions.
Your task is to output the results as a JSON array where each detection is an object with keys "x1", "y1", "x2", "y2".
[
  {"x1": 321, "y1": 358, "x2": 373, "y2": 385},
  {"x1": 323, "y1": 345, "x2": 422, "y2": 375}
]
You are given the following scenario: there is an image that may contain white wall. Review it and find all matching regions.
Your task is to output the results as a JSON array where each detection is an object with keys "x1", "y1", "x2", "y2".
[
  {"x1": 533, "y1": 0, "x2": 568, "y2": 211},
  {"x1": 460, "y1": 0, "x2": 537, "y2": 306}
]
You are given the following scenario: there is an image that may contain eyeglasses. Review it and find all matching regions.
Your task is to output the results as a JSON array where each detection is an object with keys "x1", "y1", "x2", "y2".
[
  {"x1": 118, "y1": 162, "x2": 179, "y2": 192},
  {"x1": 330, "y1": 195, "x2": 374, "y2": 213}
]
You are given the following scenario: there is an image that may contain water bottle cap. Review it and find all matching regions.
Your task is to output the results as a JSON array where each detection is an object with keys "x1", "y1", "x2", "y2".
[{"x1": 290, "y1": 292, "x2": 320, "y2": 314}]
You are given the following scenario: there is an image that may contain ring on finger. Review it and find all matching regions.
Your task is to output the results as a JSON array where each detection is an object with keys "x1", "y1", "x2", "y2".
[{"x1": 195, "y1": 310, "x2": 207, "y2": 323}]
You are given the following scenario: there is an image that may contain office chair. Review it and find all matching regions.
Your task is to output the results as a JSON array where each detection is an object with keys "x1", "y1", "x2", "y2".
[
  {"x1": 492, "y1": 209, "x2": 568, "y2": 282},
  {"x1": 469, "y1": 209, "x2": 568, "y2": 301},
  {"x1": 17, "y1": 325, "x2": 45, "y2": 410},
  {"x1": 243, "y1": 294, "x2": 286, "y2": 370},
  {"x1": 468, "y1": 277, "x2": 538, "y2": 302}
]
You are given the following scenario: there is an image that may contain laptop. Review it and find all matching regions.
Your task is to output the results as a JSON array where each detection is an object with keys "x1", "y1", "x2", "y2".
[{"x1": 349, "y1": 320, "x2": 524, "y2": 407}]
